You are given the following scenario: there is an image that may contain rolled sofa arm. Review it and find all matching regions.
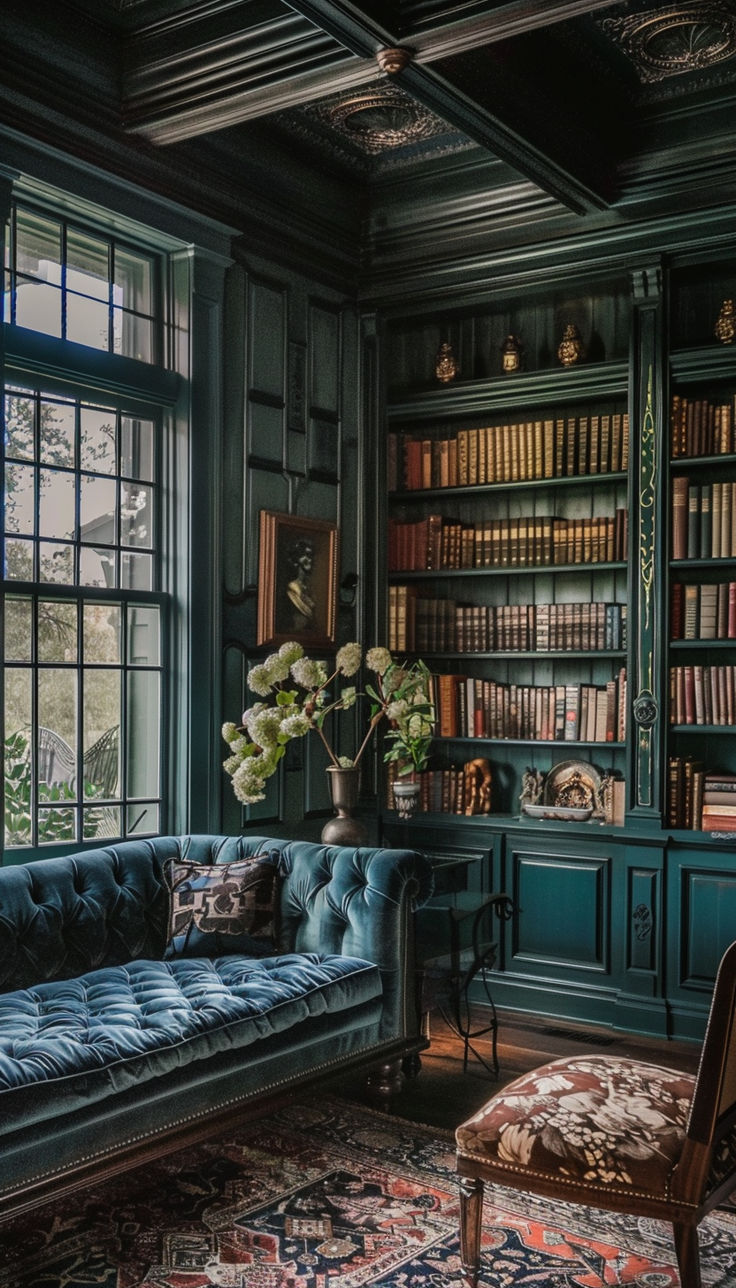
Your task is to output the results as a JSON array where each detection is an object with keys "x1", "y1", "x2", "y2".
[{"x1": 235, "y1": 837, "x2": 434, "y2": 1040}]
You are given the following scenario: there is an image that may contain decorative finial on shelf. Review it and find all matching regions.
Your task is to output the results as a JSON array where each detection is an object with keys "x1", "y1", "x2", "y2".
[
  {"x1": 557, "y1": 322, "x2": 585, "y2": 367},
  {"x1": 715, "y1": 298, "x2": 735, "y2": 344},
  {"x1": 501, "y1": 334, "x2": 523, "y2": 374},
  {"x1": 435, "y1": 340, "x2": 459, "y2": 384}
]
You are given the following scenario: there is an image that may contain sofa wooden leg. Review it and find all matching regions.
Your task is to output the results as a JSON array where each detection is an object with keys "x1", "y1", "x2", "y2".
[
  {"x1": 458, "y1": 1173, "x2": 484, "y2": 1287},
  {"x1": 365, "y1": 1057, "x2": 405, "y2": 1108}
]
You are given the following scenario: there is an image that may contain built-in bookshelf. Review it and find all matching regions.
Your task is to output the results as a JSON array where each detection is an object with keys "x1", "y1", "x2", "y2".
[
  {"x1": 667, "y1": 301, "x2": 736, "y2": 831},
  {"x1": 383, "y1": 323, "x2": 630, "y2": 822}
]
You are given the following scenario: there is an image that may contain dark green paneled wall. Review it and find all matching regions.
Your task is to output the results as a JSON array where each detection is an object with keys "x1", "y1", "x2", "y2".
[{"x1": 220, "y1": 251, "x2": 363, "y2": 838}]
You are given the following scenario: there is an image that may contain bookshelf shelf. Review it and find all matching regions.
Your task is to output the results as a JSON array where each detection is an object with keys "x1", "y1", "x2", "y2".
[
  {"x1": 414, "y1": 649, "x2": 627, "y2": 661},
  {"x1": 388, "y1": 471, "x2": 628, "y2": 502},
  {"x1": 389, "y1": 562, "x2": 626, "y2": 580}
]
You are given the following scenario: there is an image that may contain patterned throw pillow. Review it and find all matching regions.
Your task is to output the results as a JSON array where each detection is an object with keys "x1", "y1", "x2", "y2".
[{"x1": 164, "y1": 854, "x2": 279, "y2": 958}]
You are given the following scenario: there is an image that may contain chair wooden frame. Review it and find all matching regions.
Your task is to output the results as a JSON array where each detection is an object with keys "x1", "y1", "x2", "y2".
[{"x1": 457, "y1": 938, "x2": 736, "y2": 1288}]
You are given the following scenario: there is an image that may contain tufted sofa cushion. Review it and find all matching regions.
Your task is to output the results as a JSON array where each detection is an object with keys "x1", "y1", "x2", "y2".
[
  {"x1": 0, "y1": 951, "x2": 382, "y2": 1133},
  {"x1": 456, "y1": 1054, "x2": 696, "y2": 1203}
]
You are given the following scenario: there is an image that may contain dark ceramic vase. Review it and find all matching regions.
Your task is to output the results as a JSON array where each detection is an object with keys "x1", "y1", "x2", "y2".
[{"x1": 321, "y1": 766, "x2": 367, "y2": 846}]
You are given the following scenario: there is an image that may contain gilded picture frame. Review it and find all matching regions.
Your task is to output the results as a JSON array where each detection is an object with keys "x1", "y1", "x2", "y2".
[{"x1": 257, "y1": 510, "x2": 338, "y2": 649}]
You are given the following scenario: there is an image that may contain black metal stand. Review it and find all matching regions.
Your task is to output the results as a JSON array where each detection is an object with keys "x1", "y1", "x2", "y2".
[{"x1": 419, "y1": 893, "x2": 514, "y2": 1078}]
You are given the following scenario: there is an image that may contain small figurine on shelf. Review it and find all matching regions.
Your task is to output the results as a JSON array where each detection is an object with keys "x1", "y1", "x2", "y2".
[
  {"x1": 714, "y1": 299, "x2": 735, "y2": 344},
  {"x1": 435, "y1": 340, "x2": 459, "y2": 383},
  {"x1": 501, "y1": 333, "x2": 523, "y2": 373},
  {"x1": 557, "y1": 322, "x2": 585, "y2": 367},
  {"x1": 519, "y1": 766, "x2": 543, "y2": 809}
]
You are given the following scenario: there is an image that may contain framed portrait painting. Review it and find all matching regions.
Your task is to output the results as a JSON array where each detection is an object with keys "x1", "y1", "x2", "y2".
[{"x1": 257, "y1": 510, "x2": 338, "y2": 648}]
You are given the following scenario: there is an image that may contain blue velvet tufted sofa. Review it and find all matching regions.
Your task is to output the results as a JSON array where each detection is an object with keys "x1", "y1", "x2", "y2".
[{"x1": 0, "y1": 833, "x2": 433, "y2": 1219}]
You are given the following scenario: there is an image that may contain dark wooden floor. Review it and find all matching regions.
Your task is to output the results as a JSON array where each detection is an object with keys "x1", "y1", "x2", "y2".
[{"x1": 332, "y1": 1006, "x2": 702, "y2": 1133}]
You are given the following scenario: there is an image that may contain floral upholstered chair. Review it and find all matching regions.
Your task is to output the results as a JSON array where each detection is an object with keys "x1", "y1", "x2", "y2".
[{"x1": 456, "y1": 939, "x2": 736, "y2": 1288}]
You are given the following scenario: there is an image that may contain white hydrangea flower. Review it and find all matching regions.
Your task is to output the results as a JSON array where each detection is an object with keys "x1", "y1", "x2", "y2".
[
  {"x1": 340, "y1": 686, "x2": 357, "y2": 709},
  {"x1": 336, "y1": 642, "x2": 362, "y2": 676},
  {"x1": 337, "y1": 755, "x2": 355, "y2": 768},
  {"x1": 280, "y1": 713, "x2": 311, "y2": 738},
  {"x1": 250, "y1": 708, "x2": 283, "y2": 747},
  {"x1": 247, "y1": 663, "x2": 274, "y2": 696},
  {"x1": 387, "y1": 698, "x2": 410, "y2": 722},
  {"x1": 278, "y1": 640, "x2": 304, "y2": 665},
  {"x1": 221, "y1": 721, "x2": 239, "y2": 743},
  {"x1": 231, "y1": 760, "x2": 267, "y2": 804},
  {"x1": 263, "y1": 650, "x2": 291, "y2": 683},
  {"x1": 291, "y1": 657, "x2": 327, "y2": 689},
  {"x1": 366, "y1": 646, "x2": 392, "y2": 675}
]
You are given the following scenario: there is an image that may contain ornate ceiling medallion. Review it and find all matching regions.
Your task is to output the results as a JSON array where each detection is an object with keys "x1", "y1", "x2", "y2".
[
  {"x1": 320, "y1": 89, "x2": 443, "y2": 154},
  {"x1": 603, "y1": 5, "x2": 736, "y2": 82}
]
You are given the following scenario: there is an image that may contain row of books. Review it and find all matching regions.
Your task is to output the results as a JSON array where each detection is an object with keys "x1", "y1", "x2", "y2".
[
  {"x1": 671, "y1": 393, "x2": 736, "y2": 459},
  {"x1": 669, "y1": 665, "x2": 736, "y2": 726},
  {"x1": 388, "y1": 413, "x2": 629, "y2": 492},
  {"x1": 387, "y1": 510, "x2": 629, "y2": 571},
  {"x1": 386, "y1": 761, "x2": 493, "y2": 816},
  {"x1": 389, "y1": 585, "x2": 627, "y2": 654},
  {"x1": 430, "y1": 670, "x2": 627, "y2": 743},
  {"x1": 403, "y1": 595, "x2": 627, "y2": 654},
  {"x1": 667, "y1": 759, "x2": 736, "y2": 831},
  {"x1": 671, "y1": 581, "x2": 736, "y2": 640},
  {"x1": 671, "y1": 480, "x2": 736, "y2": 561}
]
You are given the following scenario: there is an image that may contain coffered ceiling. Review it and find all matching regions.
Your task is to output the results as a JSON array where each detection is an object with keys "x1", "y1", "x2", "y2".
[{"x1": 3, "y1": 1, "x2": 736, "y2": 275}]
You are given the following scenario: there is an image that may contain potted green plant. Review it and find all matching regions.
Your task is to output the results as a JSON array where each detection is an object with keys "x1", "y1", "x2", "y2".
[{"x1": 379, "y1": 658, "x2": 435, "y2": 819}]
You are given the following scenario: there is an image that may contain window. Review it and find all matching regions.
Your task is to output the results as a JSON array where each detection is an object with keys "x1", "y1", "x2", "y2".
[
  {"x1": 3, "y1": 196, "x2": 174, "y2": 854},
  {"x1": 3, "y1": 204, "x2": 157, "y2": 362}
]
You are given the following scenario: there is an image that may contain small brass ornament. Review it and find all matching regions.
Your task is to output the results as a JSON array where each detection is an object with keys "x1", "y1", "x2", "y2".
[
  {"x1": 715, "y1": 299, "x2": 736, "y2": 344},
  {"x1": 501, "y1": 333, "x2": 522, "y2": 373},
  {"x1": 435, "y1": 341, "x2": 459, "y2": 384},
  {"x1": 557, "y1": 322, "x2": 585, "y2": 367}
]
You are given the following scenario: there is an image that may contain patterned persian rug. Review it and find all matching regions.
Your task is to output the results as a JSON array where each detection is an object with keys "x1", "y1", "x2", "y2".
[{"x1": 1, "y1": 1096, "x2": 736, "y2": 1287}]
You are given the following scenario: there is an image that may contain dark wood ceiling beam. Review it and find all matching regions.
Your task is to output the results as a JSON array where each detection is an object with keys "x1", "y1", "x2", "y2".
[
  {"x1": 123, "y1": 5, "x2": 372, "y2": 143},
  {"x1": 406, "y1": 1, "x2": 623, "y2": 59}
]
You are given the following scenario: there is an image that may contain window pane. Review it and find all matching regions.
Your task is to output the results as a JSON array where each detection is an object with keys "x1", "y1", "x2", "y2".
[
  {"x1": 15, "y1": 279, "x2": 62, "y2": 337},
  {"x1": 80, "y1": 545, "x2": 116, "y2": 587},
  {"x1": 39, "y1": 541, "x2": 74, "y2": 583},
  {"x1": 67, "y1": 228, "x2": 110, "y2": 301},
  {"x1": 114, "y1": 248, "x2": 152, "y2": 314},
  {"x1": 4, "y1": 597, "x2": 32, "y2": 661},
  {"x1": 121, "y1": 416, "x2": 154, "y2": 482},
  {"x1": 4, "y1": 463, "x2": 35, "y2": 533},
  {"x1": 39, "y1": 398, "x2": 75, "y2": 468},
  {"x1": 80, "y1": 407, "x2": 116, "y2": 474},
  {"x1": 80, "y1": 475, "x2": 116, "y2": 543},
  {"x1": 121, "y1": 552, "x2": 152, "y2": 590},
  {"x1": 113, "y1": 310, "x2": 152, "y2": 362},
  {"x1": 127, "y1": 802, "x2": 158, "y2": 835},
  {"x1": 4, "y1": 537, "x2": 34, "y2": 580},
  {"x1": 128, "y1": 605, "x2": 160, "y2": 665},
  {"x1": 126, "y1": 670, "x2": 159, "y2": 797},
  {"x1": 15, "y1": 210, "x2": 61, "y2": 282},
  {"x1": 83, "y1": 671, "x2": 120, "y2": 799},
  {"x1": 38, "y1": 806, "x2": 76, "y2": 844},
  {"x1": 67, "y1": 294, "x2": 109, "y2": 351},
  {"x1": 39, "y1": 469, "x2": 76, "y2": 540},
  {"x1": 38, "y1": 601, "x2": 77, "y2": 663},
  {"x1": 4, "y1": 671, "x2": 32, "y2": 847},
  {"x1": 84, "y1": 603, "x2": 121, "y2": 663},
  {"x1": 38, "y1": 668, "x2": 77, "y2": 757},
  {"x1": 5, "y1": 392, "x2": 35, "y2": 460},
  {"x1": 121, "y1": 482, "x2": 152, "y2": 548},
  {"x1": 85, "y1": 805, "x2": 121, "y2": 839}
]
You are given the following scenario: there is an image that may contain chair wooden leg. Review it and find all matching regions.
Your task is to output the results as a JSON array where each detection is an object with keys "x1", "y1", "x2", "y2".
[
  {"x1": 672, "y1": 1220, "x2": 701, "y2": 1288},
  {"x1": 459, "y1": 1173, "x2": 484, "y2": 1286}
]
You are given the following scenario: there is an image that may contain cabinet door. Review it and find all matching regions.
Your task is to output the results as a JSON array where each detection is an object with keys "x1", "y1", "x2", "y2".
[{"x1": 666, "y1": 843, "x2": 736, "y2": 1039}]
